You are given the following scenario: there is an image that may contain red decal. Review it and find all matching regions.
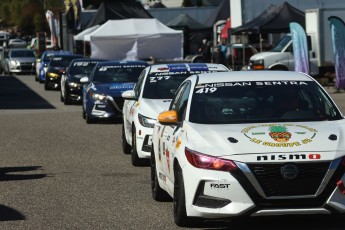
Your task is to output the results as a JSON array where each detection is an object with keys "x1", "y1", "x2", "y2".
[
  {"x1": 166, "y1": 149, "x2": 170, "y2": 172},
  {"x1": 309, "y1": 154, "x2": 321, "y2": 160}
]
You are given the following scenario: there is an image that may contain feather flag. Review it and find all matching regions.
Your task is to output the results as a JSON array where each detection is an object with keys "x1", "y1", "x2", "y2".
[
  {"x1": 329, "y1": 16, "x2": 345, "y2": 89},
  {"x1": 289, "y1": 22, "x2": 310, "y2": 74}
]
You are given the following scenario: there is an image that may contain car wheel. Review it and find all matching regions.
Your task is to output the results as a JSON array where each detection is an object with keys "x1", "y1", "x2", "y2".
[
  {"x1": 131, "y1": 125, "x2": 147, "y2": 166},
  {"x1": 35, "y1": 74, "x2": 38, "y2": 82},
  {"x1": 60, "y1": 90, "x2": 64, "y2": 102},
  {"x1": 174, "y1": 164, "x2": 193, "y2": 227},
  {"x1": 44, "y1": 80, "x2": 50, "y2": 90},
  {"x1": 64, "y1": 90, "x2": 71, "y2": 105},
  {"x1": 82, "y1": 107, "x2": 86, "y2": 119},
  {"x1": 85, "y1": 113, "x2": 95, "y2": 124},
  {"x1": 122, "y1": 124, "x2": 131, "y2": 154},
  {"x1": 151, "y1": 148, "x2": 171, "y2": 201}
]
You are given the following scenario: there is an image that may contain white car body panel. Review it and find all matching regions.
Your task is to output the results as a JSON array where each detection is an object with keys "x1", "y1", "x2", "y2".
[{"x1": 151, "y1": 70, "x2": 345, "y2": 220}]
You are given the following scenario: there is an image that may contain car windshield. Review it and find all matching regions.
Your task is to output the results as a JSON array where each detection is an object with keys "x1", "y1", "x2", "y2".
[
  {"x1": 10, "y1": 50, "x2": 35, "y2": 58},
  {"x1": 189, "y1": 80, "x2": 343, "y2": 124},
  {"x1": 50, "y1": 56, "x2": 81, "y2": 67},
  {"x1": 69, "y1": 61, "x2": 98, "y2": 77},
  {"x1": 93, "y1": 65, "x2": 146, "y2": 83},
  {"x1": 270, "y1": 35, "x2": 291, "y2": 52},
  {"x1": 142, "y1": 72, "x2": 193, "y2": 99}
]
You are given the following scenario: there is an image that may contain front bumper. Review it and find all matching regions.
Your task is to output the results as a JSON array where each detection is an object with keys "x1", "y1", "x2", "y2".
[
  {"x1": 180, "y1": 157, "x2": 345, "y2": 219},
  {"x1": 66, "y1": 85, "x2": 83, "y2": 102},
  {"x1": 9, "y1": 62, "x2": 35, "y2": 73},
  {"x1": 89, "y1": 96, "x2": 124, "y2": 120},
  {"x1": 135, "y1": 124, "x2": 153, "y2": 159}
]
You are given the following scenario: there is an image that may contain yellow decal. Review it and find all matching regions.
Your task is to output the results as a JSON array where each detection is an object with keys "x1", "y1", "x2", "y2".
[
  {"x1": 176, "y1": 139, "x2": 182, "y2": 149},
  {"x1": 135, "y1": 102, "x2": 140, "y2": 107}
]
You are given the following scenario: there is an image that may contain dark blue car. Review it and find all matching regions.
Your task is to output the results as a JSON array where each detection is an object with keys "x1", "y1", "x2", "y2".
[
  {"x1": 60, "y1": 58, "x2": 107, "y2": 105},
  {"x1": 81, "y1": 60, "x2": 149, "y2": 123},
  {"x1": 35, "y1": 50, "x2": 71, "y2": 83}
]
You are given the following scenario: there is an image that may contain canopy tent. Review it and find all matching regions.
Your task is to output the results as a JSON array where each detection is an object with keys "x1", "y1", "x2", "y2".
[
  {"x1": 86, "y1": 0, "x2": 153, "y2": 28},
  {"x1": 166, "y1": 14, "x2": 211, "y2": 55},
  {"x1": 231, "y1": 2, "x2": 305, "y2": 35},
  {"x1": 166, "y1": 14, "x2": 208, "y2": 30},
  {"x1": 86, "y1": 18, "x2": 183, "y2": 61},
  {"x1": 74, "y1": 25, "x2": 100, "y2": 41}
]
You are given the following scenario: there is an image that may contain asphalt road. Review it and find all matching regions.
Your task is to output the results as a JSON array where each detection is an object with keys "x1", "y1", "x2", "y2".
[{"x1": 0, "y1": 74, "x2": 344, "y2": 230}]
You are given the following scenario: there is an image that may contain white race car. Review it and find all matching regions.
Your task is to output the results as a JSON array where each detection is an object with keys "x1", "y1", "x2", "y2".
[
  {"x1": 151, "y1": 70, "x2": 345, "y2": 227},
  {"x1": 121, "y1": 63, "x2": 230, "y2": 166}
]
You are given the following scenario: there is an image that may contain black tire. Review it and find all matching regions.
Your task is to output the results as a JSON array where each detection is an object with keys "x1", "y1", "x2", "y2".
[
  {"x1": 131, "y1": 125, "x2": 147, "y2": 166},
  {"x1": 82, "y1": 107, "x2": 86, "y2": 119},
  {"x1": 64, "y1": 89, "x2": 71, "y2": 105},
  {"x1": 151, "y1": 148, "x2": 171, "y2": 201},
  {"x1": 35, "y1": 74, "x2": 38, "y2": 82},
  {"x1": 122, "y1": 124, "x2": 131, "y2": 154},
  {"x1": 174, "y1": 164, "x2": 193, "y2": 227},
  {"x1": 60, "y1": 90, "x2": 64, "y2": 102},
  {"x1": 44, "y1": 80, "x2": 50, "y2": 90},
  {"x1": 86, "y1": 113, "x2": 95, "y2": 124}
]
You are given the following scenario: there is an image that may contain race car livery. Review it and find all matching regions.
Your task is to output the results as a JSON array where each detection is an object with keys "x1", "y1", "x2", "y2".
[
  {"x1": 121, "y1": 63, "x2": 230, "y2": 166},
  {"x1": 60, "y1": 58, "x2": 106, "y2": 104},
  {"x1": 82, "y1": 60, "x2": 148, "y2": 123},
  {"x1": 151, "y1": 71, "x2": 345, "y2": 227}
]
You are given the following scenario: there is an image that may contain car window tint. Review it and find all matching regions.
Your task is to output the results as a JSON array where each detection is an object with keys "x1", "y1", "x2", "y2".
[{"x1": 189, "y1": 81, "x2": 342, "y2": 124}]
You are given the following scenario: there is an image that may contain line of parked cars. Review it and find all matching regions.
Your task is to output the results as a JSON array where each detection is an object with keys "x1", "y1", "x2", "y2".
[{"x1": 24, "y1": 49, "x2": 345, "y2": 227}]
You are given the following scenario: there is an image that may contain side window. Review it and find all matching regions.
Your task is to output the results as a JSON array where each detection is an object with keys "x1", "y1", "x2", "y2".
[
  {"x1": 134, "y1": 68, "x2": 147, "y2": 98},
  {"x1": 171, "y1": 81, "x2": 191, "y2": 122}
]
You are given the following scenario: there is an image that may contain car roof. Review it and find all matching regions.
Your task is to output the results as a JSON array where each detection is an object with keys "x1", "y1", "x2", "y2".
[
  {"x1": 193, "y1": 71, "x2": 314, "y2": 84},
  {"x1": 96, "y1": 60, "x2": 148, "y2": 66},
  {"x1": 147, "y1": 63, "x2": 229, "y2": 73},
  {"x1": 71, "y1": 58, "x2": 107, "y2": 63}
]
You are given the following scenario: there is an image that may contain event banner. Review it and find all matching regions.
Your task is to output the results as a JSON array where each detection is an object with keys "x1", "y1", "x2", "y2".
[
  {"x1": 329, "y1": 16, "x2": 345, "y2": 89},
  {"x1": 289, "y1": 22, "x2": 310, "y2": 74}
]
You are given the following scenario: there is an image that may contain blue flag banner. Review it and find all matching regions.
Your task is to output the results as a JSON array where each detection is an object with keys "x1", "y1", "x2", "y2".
[
  {"x1": 329, "y1": 16, "x2": 345, "y2": 89},
  {"x1": 289, "y1": 22, "x2": 310, "y2": 74}
]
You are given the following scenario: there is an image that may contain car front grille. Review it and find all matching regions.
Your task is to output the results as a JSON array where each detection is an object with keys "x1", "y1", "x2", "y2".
[
  {"x1": 110, "y1": 97, "x2": 124, "y2": 112},
  {"x1": 247, "y1": 162, "x2": 330, "y2": 197}
]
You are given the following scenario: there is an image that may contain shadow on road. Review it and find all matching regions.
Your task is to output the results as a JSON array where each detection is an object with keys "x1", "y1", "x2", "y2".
[
  {"x1": 0, "y1": 205, "x2": 25, "y2": 221},
  {"x1": 0, "y1": 166, "x2": 47, "y2": 181},
  {"x1": 0, "y1": 76, "x2": 55, "y2": 109}
]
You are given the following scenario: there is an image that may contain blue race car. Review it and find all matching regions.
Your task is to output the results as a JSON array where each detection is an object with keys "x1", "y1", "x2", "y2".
[
  {"x1": 81, "y1": 60, "x2": 149, "y2": 123},
  {"x1": 36, "y1": 50, "x2": 71, "y2": 83}
]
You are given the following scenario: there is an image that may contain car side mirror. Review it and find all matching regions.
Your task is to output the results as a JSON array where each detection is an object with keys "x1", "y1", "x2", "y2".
[
  {"x1": 158, "y1": 110, "x2": 178, "y2": 125},
  {"x1": 121, "y1": 90, "x2": 136, "y2": 100},
  {"x1": 80, "y1": 76, "x2": 89, "y2": 83}
]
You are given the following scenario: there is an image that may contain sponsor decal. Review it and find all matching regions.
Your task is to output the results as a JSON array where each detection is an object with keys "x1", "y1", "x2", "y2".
[
  {"x1": 176, "y1": 139, "x2": 182, "y2": 149},
  {"x1": 242, "y1": 124, "x2": 317, "y2": 147},
  {"x1": 109, "y1": 83, "x2": 133, "y2": 90},
  {"x1": 159, "y1": 172, "x2": 166, "y2": 182},
  {"x1": 257, "y1": 153, "x2": 321, "y2": 161},
  {"x1": 210, "y1": 183, "x2": 231, "y2": 189},
  {"x1": 166, "y1": 149, "x2": 170, "y2": 172}
]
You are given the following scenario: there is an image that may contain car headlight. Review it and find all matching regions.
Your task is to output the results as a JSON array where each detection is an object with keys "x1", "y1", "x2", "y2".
[
  {"x1": 43, "y1": 67, "x2": 48, "y2": 72},
  {"x1": 68, "y1": 82, "x2": 79, "y2": 88},
  {"x1": 10, "y1": 60, "x2": 20, "y2": 65},
  {"x1": 138, "y1": 113, "x2": 156, "y2": 128},
  {"x1": 47, "y1": 72, "x2": 59, "y2": 78},
  {"x1": 249, "y1": 59, "x2": 265, "y2": 70},
  {"x1": 92, "y1": 93, "x2": 107, "y2": 101}
]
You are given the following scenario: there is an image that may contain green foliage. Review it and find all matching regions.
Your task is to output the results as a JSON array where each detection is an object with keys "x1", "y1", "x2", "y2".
[{"x1": 269, "y1": 126, "x2": 287, "y2": 133}]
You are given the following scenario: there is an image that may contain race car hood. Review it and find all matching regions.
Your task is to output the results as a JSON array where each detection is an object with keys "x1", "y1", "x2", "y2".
[
  {"x1": 68, "y1": 74, "x2": 88, "y2": 83},
  {"x1": 94, "y1": 82, "x2": 135, "y2": 97},
  {"x1": 138, "y1": 98, "x2": 172, "y2": 119},
  {"x1": 185, "y1": 120, "x2": 345, "y2": 162}
]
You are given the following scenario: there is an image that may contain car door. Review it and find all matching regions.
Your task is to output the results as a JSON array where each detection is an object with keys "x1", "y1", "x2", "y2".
[
  {"x1": 161, "y1": 81, "x2": 191, "y2": 181},
  {"x1": 124, "y1": 68, "x2": 147, "y2": 143}
]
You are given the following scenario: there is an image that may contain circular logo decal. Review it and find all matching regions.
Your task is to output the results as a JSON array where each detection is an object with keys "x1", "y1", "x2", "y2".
[{"x1": 242, "y1": 124, "x2": 317, "y2": 147}]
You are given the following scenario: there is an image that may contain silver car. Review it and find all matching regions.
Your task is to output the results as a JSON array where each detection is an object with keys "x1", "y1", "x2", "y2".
[{"x1": 3, "y1": 48, "x2": 36, "y2": 75}]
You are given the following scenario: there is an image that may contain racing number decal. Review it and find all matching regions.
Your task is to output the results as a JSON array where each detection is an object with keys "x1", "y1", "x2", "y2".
[{"x1": 195, "y1": 87, "x2": 217, "y2": 93}]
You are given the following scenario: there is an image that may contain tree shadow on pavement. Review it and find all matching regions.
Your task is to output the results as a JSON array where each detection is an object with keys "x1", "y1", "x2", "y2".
[{"x1": 0, "y1": 166, "x2": 47, "y2": 181}]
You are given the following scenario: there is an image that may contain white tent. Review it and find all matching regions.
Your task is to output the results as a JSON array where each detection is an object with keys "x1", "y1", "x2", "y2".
[
  {"x1": 74, "y1": 25, "x2": 100, "y2": 41},
  {"x1": 84, "y1": 18, "x2": 183, "y2": 61}
]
